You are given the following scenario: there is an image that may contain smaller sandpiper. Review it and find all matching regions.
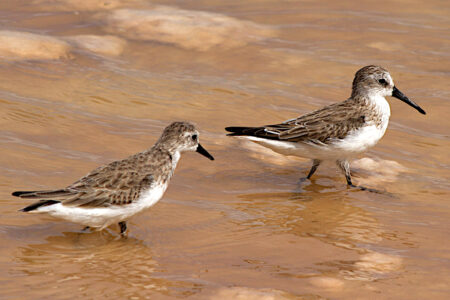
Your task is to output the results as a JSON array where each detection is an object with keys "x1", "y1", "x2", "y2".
[
  {"x1": 226, "y1": 65, "x2": 426, "y2": 190},
  {"x1": 13, "y1": 121, "x2": 214, "y2": 234}
]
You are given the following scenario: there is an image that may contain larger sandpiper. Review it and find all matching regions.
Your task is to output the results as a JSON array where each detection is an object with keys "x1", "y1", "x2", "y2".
[
  {"x1": 13, "y1": 121, "x2": 214, "y2": 234},
  {"x1": 226, "y1": 65, "x2": 426, "y2": 189}
]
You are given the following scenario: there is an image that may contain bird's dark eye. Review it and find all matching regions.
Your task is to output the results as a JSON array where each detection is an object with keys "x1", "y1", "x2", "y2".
[
  {"x1": 192, "y1": 134, "x2": 198, "y2": 141},
  {"x1": 378, "y1": 78, "x2": 387, "y2": 85}
]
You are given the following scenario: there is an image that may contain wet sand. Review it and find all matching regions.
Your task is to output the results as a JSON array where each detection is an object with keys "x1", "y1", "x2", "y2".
[{"x1": 0, "y1": 0, "x2": 449, "y2": 299}]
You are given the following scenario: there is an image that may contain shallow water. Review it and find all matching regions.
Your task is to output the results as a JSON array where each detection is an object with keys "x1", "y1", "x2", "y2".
[{"x1": 0, "y1": 0, "x2": 449, "y2": 299}]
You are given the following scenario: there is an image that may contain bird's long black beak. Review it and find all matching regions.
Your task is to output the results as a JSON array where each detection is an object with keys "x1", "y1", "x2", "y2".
[
  {"x1": 196, "y1": 143, "x2": 214, "y2": 160},
  {"x1": 392, "y1": 86, "x2": 426, "y2": 115}
]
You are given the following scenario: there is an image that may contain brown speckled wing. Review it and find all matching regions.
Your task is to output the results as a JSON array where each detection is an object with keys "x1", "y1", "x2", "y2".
[
  {"x1": 61, "y1": 157, "x2": 154, "y2": 208},
  {"x1": 255, "y1": 100, "x2": 368, "y2": 144},
  {"x1": 15, "y1": 148, "x2": 173, "y2": 208}
]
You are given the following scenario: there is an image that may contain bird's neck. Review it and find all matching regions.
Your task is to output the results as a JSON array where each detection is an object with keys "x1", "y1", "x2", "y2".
[
  {"x1": 153, "y1": 145, "x2": 181, "y2": 169},
  {"x1": 352, "y1": 92, "x2": 391, "y2": 118},
  {"x1": 350, "y1": 94, "x2": 391, "y2": 132},
  {"x1": 366, "y1": 93, "x2": 391, "y2": 119},
  {"x1": 170, "y1": 151, "x2": 181, "y2": 168},
  {"x1": 143, "y1": 146, "x2": 181, "y2": 185}
]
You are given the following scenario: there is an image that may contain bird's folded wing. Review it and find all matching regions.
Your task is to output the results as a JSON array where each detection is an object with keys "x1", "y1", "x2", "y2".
[
  {"x1": 63, "y1": 164, "x2": 154, "y2": 207},
  {"x1": 261, "y1": 101, "x2": 366, "y2": 144},
  {"x1": 15, "y1": 158, "x2": 154, "y2": 208}
]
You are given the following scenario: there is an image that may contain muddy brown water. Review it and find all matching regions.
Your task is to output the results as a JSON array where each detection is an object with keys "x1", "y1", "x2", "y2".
[{"x1": 0, "y1": 0, "x2": 449, "y2": 299}]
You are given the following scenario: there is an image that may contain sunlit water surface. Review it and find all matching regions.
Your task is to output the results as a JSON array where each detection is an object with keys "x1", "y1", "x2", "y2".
[{"x1": 0, "y1": 0, "x2": 449, "y2": 299}]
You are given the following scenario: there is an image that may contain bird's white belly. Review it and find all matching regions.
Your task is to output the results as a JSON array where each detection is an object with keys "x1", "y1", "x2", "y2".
[
  {"x1": 33, "y1": 184, "x2": 168, "y2": 229},
  {"x1": 243, "y1": 136, "x2": 337, "y2": 160},
  {"x1": 331, "y1": 124, "x2": 387, "y2": 155}
]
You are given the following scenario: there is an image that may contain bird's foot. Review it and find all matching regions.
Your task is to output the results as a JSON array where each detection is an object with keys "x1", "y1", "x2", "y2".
[{"x1": 348, "y1": 183, "x2": 391, "y2": 195}]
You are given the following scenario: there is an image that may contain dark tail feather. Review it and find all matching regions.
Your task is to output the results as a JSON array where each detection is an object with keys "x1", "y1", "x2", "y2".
[
  {"x1": 12, "y1": 189, "x2": 71, "y2": 199},
  {"x1": 12, "y1": 191, "x2": 37, "y2": 197},
  {"x1": 225, "y1": 126, "x2": 260, "y2": 136},
  {"x1": 20, "y1": 200, "x2": 60, "y2": 212}
]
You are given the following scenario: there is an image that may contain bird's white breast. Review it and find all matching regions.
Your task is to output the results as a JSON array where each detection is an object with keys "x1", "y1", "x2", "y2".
[
  {"x1": 332, "y1": 124, "x2": 386, "y2": 154},
  {"x1": 136, "y1": 183, "x2": 167, "y2": 210}
]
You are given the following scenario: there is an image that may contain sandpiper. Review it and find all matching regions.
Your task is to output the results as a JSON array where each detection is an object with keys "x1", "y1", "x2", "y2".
[
  {"x1": 226, "y1": 65, "x2": 426, "y2": 189},
  {"x1": 13, "y1": 121, "x2": 214, "y2": 234}
]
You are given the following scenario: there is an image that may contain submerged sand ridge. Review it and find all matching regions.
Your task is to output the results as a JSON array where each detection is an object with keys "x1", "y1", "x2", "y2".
[
  {"x1": 101, "y1": 7, "x2": 275, "y2": 51},
  {"x1": 0, "y1": 30, "x2": 70, "y2": 60},
  {"x1": 64, "y1": 35, "x2": 126, "y2": 57},
  {"x1": 0, "y1": 30, "x2": 126, "y2": 60},
  {"x1": 0, "y1": 5, "x2": 274, "y2": 61}
]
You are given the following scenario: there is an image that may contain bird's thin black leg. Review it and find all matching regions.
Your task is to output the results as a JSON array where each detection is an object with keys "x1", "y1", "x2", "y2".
[
  {"x1": 336, "y1": 159, "x2": 384, "y2": 193},
  {"x1": 336, "y1": 159, "x2": 354, "y2": 186},
  {"x1": 119, "y1": 221, "x2": 127, "y2": 235},
  {"x1": 307, "y1": 159, "x2": 321, "y2": 179}
]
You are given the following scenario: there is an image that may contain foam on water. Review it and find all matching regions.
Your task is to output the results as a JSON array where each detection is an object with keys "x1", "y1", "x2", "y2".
[
  {"x1": 356, "y1": 252, "x2": 403, "y2": 273},
  {"x1": 209, "y1": 287, "x2": 297, "y2": 300},
  {"x1": 309, "y1": 277, "x2": 345, "y2": 290},
  {"x1": 340, "y1": 251, "x2": 403, "y2": 281},
  {"x1": 352, "y1": 157, "x2": 408, "y2": 185}
]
